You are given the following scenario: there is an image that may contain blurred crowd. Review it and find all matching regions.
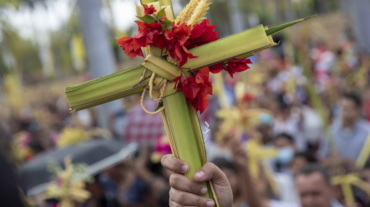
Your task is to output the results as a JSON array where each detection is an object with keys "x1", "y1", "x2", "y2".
[{"x1": 1, "y1": 25, "x2": 370, "y2": 207}]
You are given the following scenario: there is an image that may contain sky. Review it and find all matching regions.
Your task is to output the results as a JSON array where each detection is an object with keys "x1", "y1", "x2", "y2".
[
  {"x1": 1, "y1": 0, "x2": 183, "y2": 43},
  {"x1": 2, "y1": 0, "x2": 72, "y2": 42}
]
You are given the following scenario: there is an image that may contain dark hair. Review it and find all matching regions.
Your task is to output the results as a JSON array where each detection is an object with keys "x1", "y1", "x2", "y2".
[
  {"x1": 274, "y1": 133, "x2": 295, "y2": 145},
  {"x1": 296, "y1": 164, "x2": 331, "y2": 186},
  {"x1": 342, "y1": 92, "x2": 362, "y2": 107},
  {"x1": 28, "y1": 140, "x2": 45, "y2": 154},
  {"x1": 293, "y1": 152, "x2": 318, "y2": 164},
  {"x1": 212, "y1": 157, "x2": 237, "y2": 172},
  {"x1": 276, "y1": 93, "x2": 291, "y2": 110}
]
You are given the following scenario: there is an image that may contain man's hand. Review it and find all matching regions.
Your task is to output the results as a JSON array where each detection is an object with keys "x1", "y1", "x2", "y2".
[{"x1": 161, "y1": 155, "x2": 233, "y2": 207}]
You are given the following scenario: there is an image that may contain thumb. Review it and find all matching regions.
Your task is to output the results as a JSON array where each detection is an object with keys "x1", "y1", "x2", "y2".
[{"x1": 193, "y1": 162, "x2": 229, "y2": 187}]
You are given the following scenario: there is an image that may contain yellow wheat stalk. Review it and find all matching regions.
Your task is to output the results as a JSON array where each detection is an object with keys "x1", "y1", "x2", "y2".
[
  {"x1": 175, "y1": 0, "x2": 200, "y2": 24},
  {"x1": 187, "y1": 0, "x2": 211, "y2": 25}
]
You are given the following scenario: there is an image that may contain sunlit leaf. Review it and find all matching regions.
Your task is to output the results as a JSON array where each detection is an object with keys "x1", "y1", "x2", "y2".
[
  {"x1": 137, "y1": 15, "x2": 156, "y2": 24},
  {"x1": 157, "y1": 7, "x2": 166, "y2": 19}
]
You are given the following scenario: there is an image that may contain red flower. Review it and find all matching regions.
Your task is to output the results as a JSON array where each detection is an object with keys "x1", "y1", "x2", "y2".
[
  {"x1": 135, "y1": 21, "x2": 165, "y2": 48},
  {"x1": 117, "y1": 21, "x2": 166, "y2": 58},
  {"x1": 224, "y1": 58, "x2": 252, "y2": 78},
  {"x1": 190, "y1": 94, "x2": 209, "y2": 114},
  {"x1": 186, "y1": 19, "x2": 219, "y2": 49},
  {"x1": 208, "y1": 62, "x2": 224, "y2": 74},
  {"x1": 173, "y1": 75, "x2": 200, "y2": 100},
  {"x1": 173, "y1": 67, "x2": 213, "y2": 114},
  {"x1": 143, "y1": 4, "x2": 156, "y2": 15},
  {"x1": 136, "y1": 21, "x2": 162, "y2": 33},
  {"x1": 242, "y1": 93, "x2": 255, "y2": 102},
  {"x1": 164, "y1": 23, "x2": 198, "y2": 67},
  {"x1": 195, "y1": 67, "x2": 213, "y2": 96},
  {"x1": 117, "y1": 36, "x2": 144, "y2": 58}
]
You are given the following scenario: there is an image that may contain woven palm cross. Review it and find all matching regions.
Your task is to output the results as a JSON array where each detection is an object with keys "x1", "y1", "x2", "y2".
[
  {"x1": 65, "y1": 0, "x2": 312, "y2": 204},
  {"x1": 43, "y1": 157, "x2": 90, "y2": 207}
]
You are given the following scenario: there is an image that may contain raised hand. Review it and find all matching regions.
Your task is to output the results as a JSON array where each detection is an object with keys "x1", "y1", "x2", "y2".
[{"x1": 161, "y1": 154, "x2": 233, "y2": 207}]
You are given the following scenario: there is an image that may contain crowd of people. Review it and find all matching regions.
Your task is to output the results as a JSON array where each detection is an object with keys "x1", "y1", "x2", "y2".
[{"x1": 1, "y1": 26, "x2": 370, "y2": 207}]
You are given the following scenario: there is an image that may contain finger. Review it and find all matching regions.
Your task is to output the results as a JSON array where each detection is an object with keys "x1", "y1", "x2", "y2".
[
  {"x1": 170, "y1": 188, "x2": 216, "y2": 207},
  {"x1": 194, "y1": 162, "x2": 229, "y2": 186},
  {"x1": 169, "y1": 200, "x2": 197, "y2": 207},
  {"x1": 169, "y1": 173, "x2": 208, "y2": 195},
  {"x1": 161, "y1": 154, "x2": 189, "y2": 174},
  {"x1": 169, "y1": 200, "x2": 182, "y2": 207}
]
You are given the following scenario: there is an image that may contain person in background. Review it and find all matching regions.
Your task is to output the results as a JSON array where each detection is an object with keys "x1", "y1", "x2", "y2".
[
  {"x1": 310, "y1": 41, "x2": 336, "y2": 87},
  {"x1": 128, "y1": 145, "x2": 170, "y2": 207},
  {"x1": 290, "y1": 153, "x2": 318, "y2": 176},
  {"x1": 295, "y1": 164, "x2": 343, "y2": 207},
  {"x1": 0, "y1": 152, "x2": 26, "y2": 207},
  {"x1": 255, "y1": 171, "x2": 299, "y2": 207},
  {"x1": 331, "y1": 92, "x2": 370, "y2": 161},
  {"x1": 0, "y1": 124, "x2": 26, "y2": 207},
  {"x1": 276, "y1": 153, "x2": 318, "y2": 205},
  {"x1": 84, "y1": 175, "x2": 120, "y2": 207},
  {"x1": 273, "y1": 133, "x2": 296, "y2": 174},
  {"x1": 212, "y1": 157, "x2": 248, "y2": 207},
  {"x1": 300, "y1": 103, "x2": 328, "y2": 159},
  {"x1": 360, "y1": 163, "x2": 370, "y2": 206},
  {"x1": 362, "y1": 87, "x2": 370, "y2": 122},
  {"x1": 210, "y1": 134, "x2": 263, "y2": 207},
  {"x1": 272, "y1": 94, "x2": 305, "y2": 151},
  {"x1": 274, "y1": 133, "x2": 296, "y2": 150},
  {"x1": 256, "y1": 114, "x2": 274, "y2": 145},
  {"x1": 99, "y1": 163, "x2": 133, "y2": 206}
]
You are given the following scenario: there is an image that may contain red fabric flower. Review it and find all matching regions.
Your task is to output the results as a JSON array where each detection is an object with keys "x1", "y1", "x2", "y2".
[
  {"x1": 224, "y1": 58, "x2": 252, "y2": 78},
  {"x1": 164, "y1": 23, "x2": 198, "y2": 67},
  {"x1": 143, "y1": 4, "x2": 156, "y2": 15},
  {"x1": 186, "y1": 19, "x2": 219, "y2": 49},
  {"x1": 173, "y1": 67, "x2": 212, "y2": 114}
]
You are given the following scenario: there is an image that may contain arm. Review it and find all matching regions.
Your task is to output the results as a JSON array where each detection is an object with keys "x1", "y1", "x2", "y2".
[
  {"x1": 228, "y1": 136, "x2": 264, "y2": 207},
  {"x1": 133, "y1": 145, "x2": 157, "y2": 182}
]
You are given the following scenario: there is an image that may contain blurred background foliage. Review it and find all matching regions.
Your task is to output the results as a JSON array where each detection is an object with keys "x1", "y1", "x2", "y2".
[{"x1": 0, "y1": 0, "x2": 363, "y2": 88}]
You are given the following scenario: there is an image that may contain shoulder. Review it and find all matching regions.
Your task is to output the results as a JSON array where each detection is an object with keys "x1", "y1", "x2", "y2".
[
  {"x1": 270, "y1": 200, "x2": 300, "y2": 207},
  {"x1": 358, "y1": 119, "x2": 370, "y2": 132},
  {"x1": 330, "y1": 119, "x2": 342, "y2": 134}
]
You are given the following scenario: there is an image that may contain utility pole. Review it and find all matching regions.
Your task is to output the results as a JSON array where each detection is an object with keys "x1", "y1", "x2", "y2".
[
  {"x1": 228, "y1": 0, "x2": 245, "y2": 33},
  {"x1": 76, "y1": 0, "x2": 121, "y2": 129},
  {"x1": 351, "y1": 0, "x2": 370, "y2": 53},
  {"x1": 341, "y1": 0, "x2": 370, "y2": 53}
]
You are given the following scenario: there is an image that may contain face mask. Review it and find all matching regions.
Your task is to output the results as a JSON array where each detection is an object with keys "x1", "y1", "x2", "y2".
[{"x1": 276, "y1": 147, "x2": 294, "y2": 164}]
